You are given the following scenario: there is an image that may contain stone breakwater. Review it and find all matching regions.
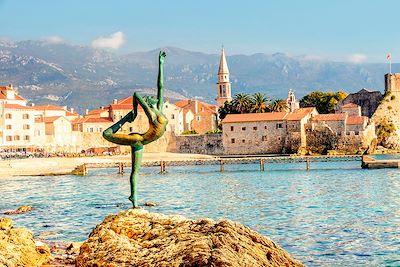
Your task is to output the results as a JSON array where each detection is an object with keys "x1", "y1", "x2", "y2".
[
  {"x1": 0, "y1": 218, "x2": 50, "y2": 266},
  {"x1": 76, "y1": 209, "x2": 304, "y2": 267}
]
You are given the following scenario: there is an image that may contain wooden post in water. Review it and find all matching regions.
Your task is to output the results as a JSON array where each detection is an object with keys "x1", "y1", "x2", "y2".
[
  {"x1": 220, "y1": 160, "x2": 225, "y2": 172},
  {"x1": 118, "y1": 162, "x2": 124, "y2": 174},
  {"x1": 306, "y1": 157, "x2": 310, "y2": 171},
  {"x1": 260, "y1": 159, "x2": 265, "y2": 171}
]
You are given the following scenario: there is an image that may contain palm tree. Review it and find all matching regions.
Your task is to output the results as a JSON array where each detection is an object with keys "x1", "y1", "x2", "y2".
[
  {"x1": 269, "y1": 99, "x2": 288, "y2": 112},
  {"x1": 232, "y1": 93, "x2": 252, "y2": 114},
  {"x1": 251, "y1": 92, "x2": 269, "y2": 113}
]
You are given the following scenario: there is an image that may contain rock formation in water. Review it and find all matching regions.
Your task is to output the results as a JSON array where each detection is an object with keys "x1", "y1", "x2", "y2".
[
  {"x1": 76, "y1": 209, "x2": 304, "y2": 267},
  {"x1": 0, "y1": 217, "x2": 50, "y2": 266},
  {"x1": 3, "y1": 205, "x2": 33, "y2": 215}
]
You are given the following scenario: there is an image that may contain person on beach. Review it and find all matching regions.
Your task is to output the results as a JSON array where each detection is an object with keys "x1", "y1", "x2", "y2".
[{"x1": 103, "y1": 51, "x2": 168, "y2": 208}]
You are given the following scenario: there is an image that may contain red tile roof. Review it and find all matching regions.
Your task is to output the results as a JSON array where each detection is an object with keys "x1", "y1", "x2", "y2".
[
  {"x1": 0, "y1": 91, "x2": 26, "y2": 101},
  {"x1": 33, "y1": 105, "x2": 66, "y2": 111},
  {"x1": 347, "y1": 116, "x2": 366, "y2": 125},
  {"x1": 3, "y1": 103, "x2": 35, "y2": 110},
  {"x1": 313, "y1": 113, "x2": 347, "y2": 122},
  {"x1": 294, "y1": 107, "x2": 316, "y2": 113},
  {"x1": 175, "y1": 99, "x2": 217, "y2": 115},
  {"x1": 223, "y1": 112, "x2": 288, "y2": 123},
  {"x1": 72, "y1": 117, "x2": 113, "y2": 124},
  {"x1": 175, "y1": 100, "x2": 191, "y2": 108},
  {"x1": 286, "y1": 107, "x2": 316, "y2": 121},
  {"x1": 342, "y1": 103, "x2": 359, "y2": 108},
  {"x1": 66, "y1": 110, "x2": 79, "y2": 116},
  {"x1": 36, "y1": 116, "x2": 63, "y2": 123},
  {"x1": 87, "y1": 108, "x2": 105, "y2": 115}
]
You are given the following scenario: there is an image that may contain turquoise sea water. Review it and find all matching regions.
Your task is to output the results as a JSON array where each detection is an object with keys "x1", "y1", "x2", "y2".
[{"x1": 0, "y1": 160, "x2": 399, "y2": 267}]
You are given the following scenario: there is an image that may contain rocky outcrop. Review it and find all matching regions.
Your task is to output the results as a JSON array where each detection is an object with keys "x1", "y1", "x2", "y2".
[
  {"x1": 337, "y1": 88, "x2": 383, "y2": 118},
  {"x1": 76, "y1": 209, "x2": 303, "y2": 267},
  {"x1": 372, "y1": 91, "x2": 400, "y2": 149},
  {"x1": 0, "y1": 217, "x2": 50, "y2": 266},
  {"x1": 3, "y1": 205, "x2": 33, "y2": 215}
]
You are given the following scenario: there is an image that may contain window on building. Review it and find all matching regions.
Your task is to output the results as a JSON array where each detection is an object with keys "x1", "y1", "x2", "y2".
[
  {"x1": 14, "y1": 135, "x2": 20, "y2": 141},
  {"x1": 230, "y1": 126, "x2": 234, "y2": 131},
  {"x1": 264, "y1": 126, "x2": 267, "y2": 129},
  {"x1": 6, "y1": 125, "x2": 11, "y2": 130},
  {"x1": 242, "y1": 139, "x2": 245, "y2": 143},
  {"x1": 355, "y1": 131, "x2": 359, "y2": 135},
  {"x1": 99, "y1": 128, "x2": 103, "y2": 132},
  {"x1": 231, "y1": 138, "x2": 235, "y2": 143},
  {"x1": 196, "y1": 116, "x2": 201, "y2": 121},
  {"x1": 276, "y1": 123, "x2": 283, "y2": 129},
  {"x1": 24, "y1": 135, "x2": 30, "y2": 141},
  {"x1": 165, "y1": 104, "x2": 168, "y2": 108},
  {"x1": 23, "y1": 114, "x2": 29, "y2": 119},
  {"x1": 253, "y1": 126, "x2": 257, "y2": 130},
  {"x1": 278, "y1": 137, "x2": 281, "y2": 140},
  {"x1": 129, "y1": 127, "x2": 134, "y2": 132},
  {"x1": 23, "y1": 124, "x2": 30, "y2": 130},
  {"x1": 6, "y1": 136, "x2": 12, "y2": 141},
  {"x1": 242, "y1": 127, "x2": 246, "y2": 131},
  {"x1": 89, "y1": 128, "x2": 94, "y2": 132},
  {"x1": 171, "y1": 114, "x2": 175, "y2": 119},
  {"x1": 262, "y1": 136, "x2": 267, "y2": 141},
  {"x1": 5, "y1": 113, "x2": 12, "y2": 119}
]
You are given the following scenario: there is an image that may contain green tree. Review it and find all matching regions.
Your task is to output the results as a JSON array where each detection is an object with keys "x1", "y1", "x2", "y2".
[
  {"x1": 300, "y1": 91, "x2": 348, "y2": 114},
  {"x1": 218, "y1": 101, "x2": 237, "y2": 120},
  {"x1": 269, "y1": 98, "x2": 288, "y2": 112},
  {"x1": 232, "y1": 93, "x2": 252, "y2": 114},
  {"x1": 251, "y1": 92, "x2": 269, "y2": 113}
]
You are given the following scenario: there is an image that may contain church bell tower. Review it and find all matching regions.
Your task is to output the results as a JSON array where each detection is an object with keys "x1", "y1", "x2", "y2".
[{"x1": 216, "y1": 48, "x2": 232, "y2": 107}]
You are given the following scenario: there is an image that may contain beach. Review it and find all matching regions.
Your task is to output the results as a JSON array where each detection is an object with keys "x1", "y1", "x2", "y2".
[{"x1": 0, "y1": 152, "x2": 215, "y2": 178}]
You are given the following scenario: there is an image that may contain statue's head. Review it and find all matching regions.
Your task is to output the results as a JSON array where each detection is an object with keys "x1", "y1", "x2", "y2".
[{"x1": 143, "y1": 95, "x2": 158, "y2": 108}]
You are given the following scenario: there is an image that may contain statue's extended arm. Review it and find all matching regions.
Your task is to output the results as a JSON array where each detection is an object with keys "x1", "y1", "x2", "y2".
[{"x1": 157, "y1": 51, "x2": 166, "y2": 111}]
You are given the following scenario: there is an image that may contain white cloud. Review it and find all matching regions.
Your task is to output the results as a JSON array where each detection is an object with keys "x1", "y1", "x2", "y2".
[
  {"x1": 348, "y1": 53, "x2": 367, "y2": 63},
  {"x1": 91, "y1": 31, "x2": 125, "y2": 49},
  {"x1": 45, "y1": 36, "x2": 65, "y2": 44}
]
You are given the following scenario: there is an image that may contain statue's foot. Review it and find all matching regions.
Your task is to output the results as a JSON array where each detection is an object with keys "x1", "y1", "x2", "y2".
[{"x1": 128, "y1": 196, "x2": 139, "y2": 208}]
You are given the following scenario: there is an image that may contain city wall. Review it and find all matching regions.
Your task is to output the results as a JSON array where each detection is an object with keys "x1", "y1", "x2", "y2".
[{"x1": 171, "y1": 134, "x2": 223, "y2": 155}]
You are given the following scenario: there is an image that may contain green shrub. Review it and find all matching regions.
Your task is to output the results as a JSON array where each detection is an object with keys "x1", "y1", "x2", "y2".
[
  {"x1": 181, "y1": 130, "x2": 198, "y2": 135},
  {"x1": 388, "y1": 106, "x2": 392, "y2": 110},
  {"x1": 391, "y1": 95, "x2": 396, "y2": 100},
  {"x1": 376, "y1": 118, "x2": 396, "y2": 144},
  {"x1": 205, "y1": 129, "x2": 222, "y2": 134}
]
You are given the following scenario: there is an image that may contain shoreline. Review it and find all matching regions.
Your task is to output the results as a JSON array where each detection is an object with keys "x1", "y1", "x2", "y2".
[
  {"x1": 0, "y1": 152, "x2": 215, "y2": 178},
  {"x1": 1, "y1": 151, "x2": 398, "y2": 178}
]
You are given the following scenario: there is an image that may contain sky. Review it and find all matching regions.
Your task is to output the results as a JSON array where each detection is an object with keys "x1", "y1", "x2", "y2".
[{"x1": 1, "y1": 0, "x2": 400, "y2": 62}]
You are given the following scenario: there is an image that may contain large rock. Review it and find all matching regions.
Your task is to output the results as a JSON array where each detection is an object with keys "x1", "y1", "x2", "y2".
[
  {"x1": 76, "y1": 209, "x2": 304, "y2": 267},
  {"x1": 0, "y1": 217, "x2": 50, "y2": 266}
]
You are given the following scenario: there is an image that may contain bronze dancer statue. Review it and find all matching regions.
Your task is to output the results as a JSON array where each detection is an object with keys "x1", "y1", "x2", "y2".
[{"x1": 103, "y1": 51, "x2": 168, "y2": 208}]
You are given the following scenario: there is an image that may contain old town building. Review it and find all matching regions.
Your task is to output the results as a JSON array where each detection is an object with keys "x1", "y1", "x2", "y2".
[
  {"x1": 175, "y1": 99, "x2": 218, "y2": 134},
  {"x1": 222, "y1": 106, "x2": 376, "y2": 155}
]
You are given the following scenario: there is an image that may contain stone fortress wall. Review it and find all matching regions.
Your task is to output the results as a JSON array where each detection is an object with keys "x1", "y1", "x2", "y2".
[
  {"x1": 171, "y1": 134, "x2": 223, "y2": 155},
  {"x1": 372, "y1": 73, "x2": 400, "y2": 149}
]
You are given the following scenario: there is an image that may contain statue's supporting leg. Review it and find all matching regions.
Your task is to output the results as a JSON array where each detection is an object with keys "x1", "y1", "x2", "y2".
[{"x1": 129, "y1": 145, "x2": 143, "y2": 208}]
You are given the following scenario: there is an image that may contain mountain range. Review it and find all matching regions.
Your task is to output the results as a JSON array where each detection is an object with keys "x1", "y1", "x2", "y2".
[{"x1": 0, "y1": 40, "x2": 394, "y2": 113}]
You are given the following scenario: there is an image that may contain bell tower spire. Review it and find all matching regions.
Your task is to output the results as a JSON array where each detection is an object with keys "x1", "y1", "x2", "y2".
[{"x1": 216, "y1": 47, "x2": 232, "y2": 107}]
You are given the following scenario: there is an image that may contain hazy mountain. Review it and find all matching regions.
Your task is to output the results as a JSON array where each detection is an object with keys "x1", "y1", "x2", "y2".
[{"x1": 0, "y1": 40, "x2": 392, "y2": 113}]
